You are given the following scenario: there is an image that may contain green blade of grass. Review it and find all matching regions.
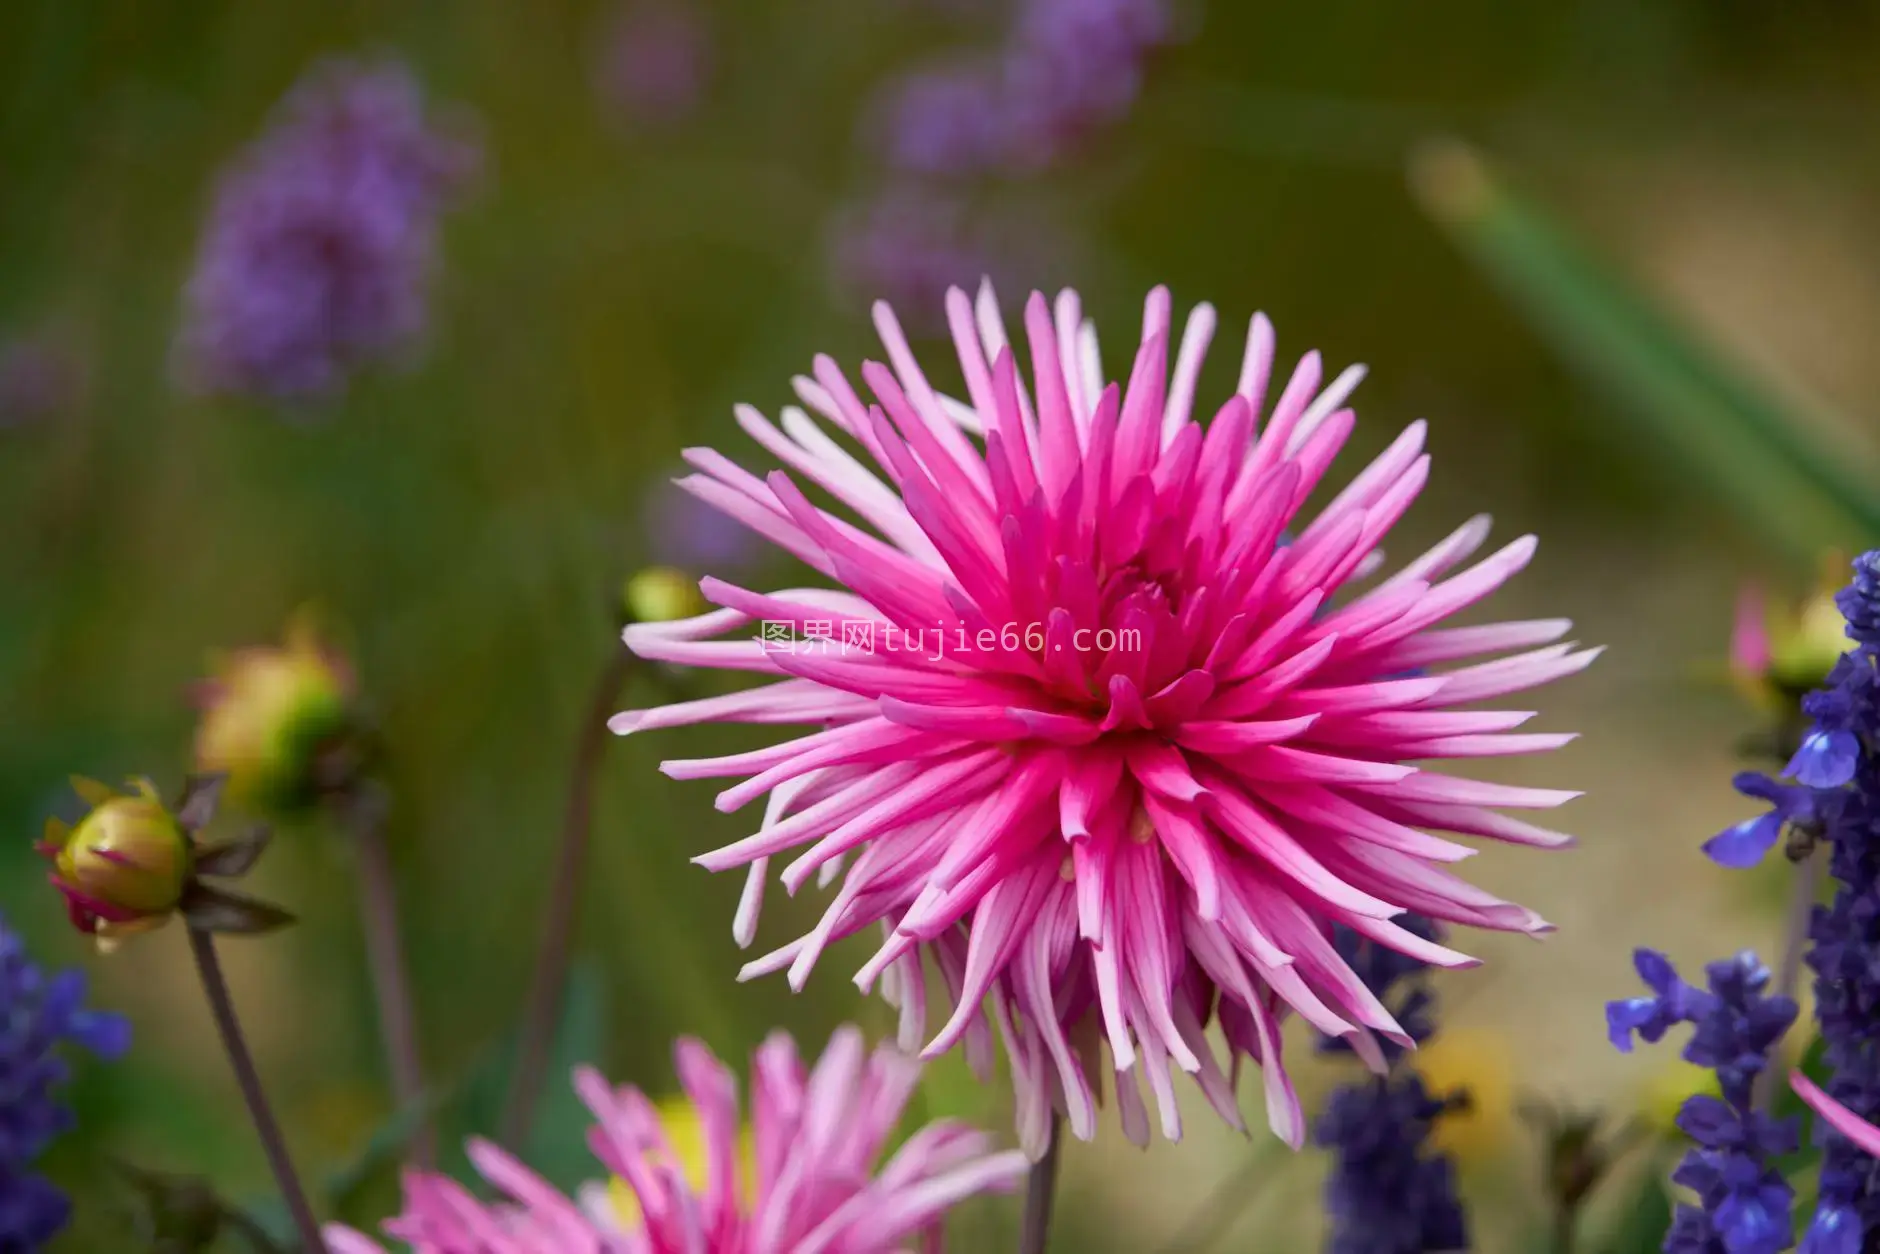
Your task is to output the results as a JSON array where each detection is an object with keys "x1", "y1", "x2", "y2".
[{"x1": 1410, "y1": 139, "x2": 1880, "y2": 562}]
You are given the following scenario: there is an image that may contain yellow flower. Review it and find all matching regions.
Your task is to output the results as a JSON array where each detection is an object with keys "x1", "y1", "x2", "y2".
[
  {"x1": 623, "y1": 567, "x2": 707, "y2": 626},
  {"x1": 1639, "y1": 1058, "x2": 1721, "y2": 1137},
  {"x1": 1409, "y1": 1027, "x2": 1516, "y2": 1162},
  {"x1": 608, "y1": 1094, "x2": 756, "y2": 1229},
  {"x1": 194, "y1": 613, "x2": 356, "y2": 815},
  {"x1": 39, "y1": 777, "x2": 193, "y2": 949}
]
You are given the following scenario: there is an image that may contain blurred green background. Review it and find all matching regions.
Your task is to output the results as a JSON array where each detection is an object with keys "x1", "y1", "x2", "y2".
[{"x1": 6, "y1": 0, "x2": 1880, "y2": 1249}]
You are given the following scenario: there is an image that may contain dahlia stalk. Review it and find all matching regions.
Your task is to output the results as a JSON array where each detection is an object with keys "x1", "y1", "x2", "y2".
[{"x1": 615, "y1": 281, "x2": 1592, "y2": 1157}]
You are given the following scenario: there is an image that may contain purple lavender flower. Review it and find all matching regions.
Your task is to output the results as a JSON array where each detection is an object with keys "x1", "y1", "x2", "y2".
[
  {"x1": 1696, "y1": 553, "x2": 1880, "y2": 1248},
  {"x1": 176, "y1": 59, "x2": 479, "y2": 402},
  {"x1": 593, "y1": 3, "x2": 712, "y2": 132},
  {"x1": 1317, "y1": 1076, "x2": 1470, "y2": 1254},
  {"x1": 1315, "y1": 913, "x2": 1469, "y2": 1252},
  {"x1": 1608, "y1": 949, "x2": 1799, "y2": 1254},
  {"x1": 1000, "y1": 0, "x2": 1173, "y2": 166},
  {"x1": 0, "y1": 916, "x2": 130, "y2": 1248},
  {"x1": 873, "y1": 61, "x2": 1009, "y2": 176},
  {"x1": 1796, "y1": 554, "x2": 1880, "y2": 1251},
  {"x1": 1704, "y1": 771, "x2": 1825, "y2": 869},
  {"x1": 873, "y1": 0, "x2": 1181, "y2": 176}
]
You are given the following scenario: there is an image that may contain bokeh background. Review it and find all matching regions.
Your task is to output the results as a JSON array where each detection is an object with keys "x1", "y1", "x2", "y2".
[{"x1": 6, "y1": 0, "x2": 1880, "y2": 1249}]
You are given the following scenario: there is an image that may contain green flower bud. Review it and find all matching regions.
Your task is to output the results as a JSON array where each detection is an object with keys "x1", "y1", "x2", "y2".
[
  {"x1": 41, "y1": 778, "x2": 192, "y2": 946},
  {"x1": 624, "y1": 566, "x2": 706, "y2": 625},
  {"x1": 193, "y1": 613, "x2": 357, "y2": 815}
]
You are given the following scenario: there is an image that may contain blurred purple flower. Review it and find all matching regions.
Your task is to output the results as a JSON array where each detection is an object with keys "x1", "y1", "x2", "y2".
[
  {"x1": 1002, "y1": 0, "x2": 1174, "y2": 166},
  {"x1": 874, "y1": 61, "x2": 1009, "y2": 176},
  {"x1": 176, "y1": 59, "x2": 480, "y2": 403},
  {"x1": 594, "y1": 3, "x2": 712, "y2": 132},
  {"x1": 875, "y1": 0, "x2": 1181, "y2": 176},
  {"x1": 827, "y1": 192, "x2": 995, "y2": 319},
  {"x1": 643, "y1": 475, "x2": 765, "y2": 574},
  {"x1": 0, "y1": 335, "x2": 83, "y2": 429},
  {"x1": 826, "y1": 189, "x2": 1073, "y2": 331}
]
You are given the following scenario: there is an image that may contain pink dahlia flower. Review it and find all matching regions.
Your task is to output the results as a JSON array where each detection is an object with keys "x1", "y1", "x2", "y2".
[
  {"x1": 617, "y1": 282, "x2": 1593, "y2": 1153},
  {"x1": 1792, "y1": 1069, "x2": 1880, "y2": 1159},
  {"x1": 327, "y1": 1025, "x2": 1027, "y2": 1253}
]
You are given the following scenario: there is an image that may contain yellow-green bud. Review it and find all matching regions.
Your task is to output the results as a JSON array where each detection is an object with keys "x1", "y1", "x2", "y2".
[
  {"x1": 1769, "y1": 589, "x2": 1855, "y2": 695},
  {"x1": 624, "y1": 567, "x2": 706, "y2": 625},
  {"x1": 194, "y1": 616, "x2": 355, "y2": 815},
  {"x1": 41, "y1": 780, "x2": 192, "y2": 944}
]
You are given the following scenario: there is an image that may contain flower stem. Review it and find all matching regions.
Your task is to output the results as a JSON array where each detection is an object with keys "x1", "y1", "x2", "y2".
[
  {"x1": 1551, "y1": 1205, "x2": 1579, "y2": 1254},
  {"x1": 1018, "y1": 1114, "x2": 1063, "y2": 1254},
  {"x1": 499, "y1": 643, "x2": 634, "y2": 1150},
  {"x1": 186, "y1": 927, "x2": 325, "y2": 1253},
  {"x1": 345, "y1": 784, "x2": 432, "y2": 1167},
  {"x1": 1757, "y1": 845, "x2": 1823, "y2": 1112}
]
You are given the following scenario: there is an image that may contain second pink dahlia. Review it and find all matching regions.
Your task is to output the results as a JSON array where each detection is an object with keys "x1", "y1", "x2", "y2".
[
  {"x1": 328, "y1": 1026, "x2": 1027, "y2": 1252},
  {"x1": 617, "y1": 282, "x2": 1593, "y2": 1153}
]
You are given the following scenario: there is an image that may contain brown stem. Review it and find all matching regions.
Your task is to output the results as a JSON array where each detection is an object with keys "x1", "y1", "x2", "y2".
[
  {"x1": 1018, "y1": 1114, "x2": 1063, "y2": 1254},
  {"x1": 1551, "y1": 1203, "x2": 1579, "y2": 1254},
  {"x1": 346, "y1": 785, "x2": 433, "y2": 1167},
  {"x1": 499, "y1": 644, "x2": 633, "y2": 1150},
  {"x1": 186, "y1": 928, "x2": 326, "y2": 1253}
]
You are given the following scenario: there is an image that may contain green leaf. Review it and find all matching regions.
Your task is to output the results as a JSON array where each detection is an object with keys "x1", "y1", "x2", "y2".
[
  {"x1": 441, "y1": 959, "x2": 608, "y2": 1194},
  {"x1": 519, "y1": 960, "x2": 609, "y2": 1192},
  {"x1": 1410, "y1": 139, "x2": 1880, "y2": 563},
  {"x1": 1594, "y1": 1153, "x2": 1675, "y2": 1254},
  {"x1": 323, "y1": 1089, "x2": 451, "y2": 1212}
]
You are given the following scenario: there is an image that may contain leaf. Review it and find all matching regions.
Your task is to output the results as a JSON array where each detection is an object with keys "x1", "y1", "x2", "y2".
[
  {"x1": 322, "y1": 1089, "x2": 451, "y2": 1212},
  {"x1": 180, "y1": 884, "x2": 297, "y2": 935},
  {"x1": 1594, "y1": 1153, "x2": 1676, "y2": 1254},
  {"x1": 1410, "y1": 139, "x2": 1880, "y2": 563},
  {"x1": 518, "y1": 960, "x2": 608, "y2": 1192},
  {"x1": 441, "y1": 959, "x2": 608, "y2": 1195},
  {"x1": 175, "y1": 774, "x2": 228, "y2": 832},
  {"x1": 193, "y1": 826, "x2": 273, "y2": 879}
]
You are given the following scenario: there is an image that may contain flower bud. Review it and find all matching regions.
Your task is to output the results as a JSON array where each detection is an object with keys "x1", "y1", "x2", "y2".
[
  {"x1": 40, "y1": 779, "x2": 192, "y2": 945},
  {"x1": 1731, "y1": 562, "x2": 1857, "y2": 713},
  {"x1": 1770, "y1": 589, "x2": 1854, "y2": 695},
  {"x1": 193, "y1": 614, "x2": 357, "y2": 815},
  {"x1": 623, "y1": 566, "x2": 707, "y2": 626}
]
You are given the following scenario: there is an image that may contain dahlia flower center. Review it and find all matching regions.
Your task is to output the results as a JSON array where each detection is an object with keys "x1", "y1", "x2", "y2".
[{"x1": 1097, "y1": 559, "x2": 1187, "y2": 621}]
